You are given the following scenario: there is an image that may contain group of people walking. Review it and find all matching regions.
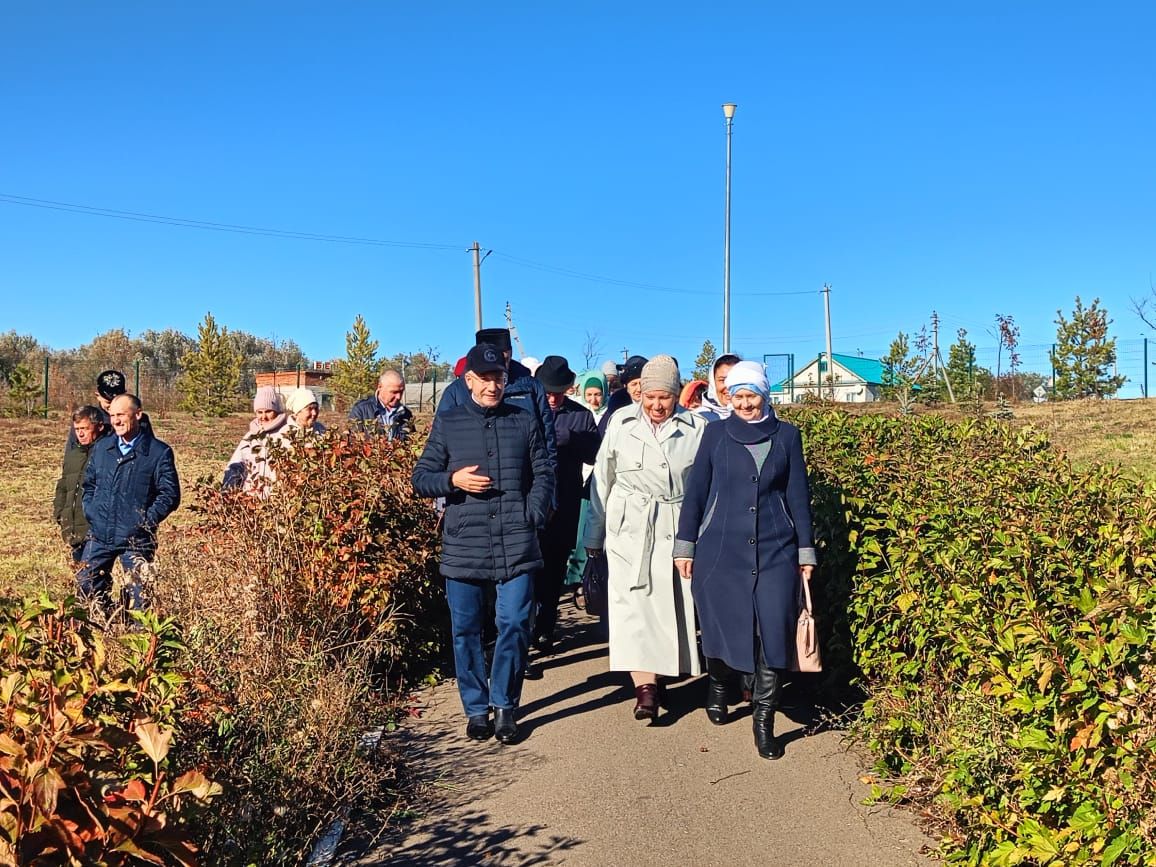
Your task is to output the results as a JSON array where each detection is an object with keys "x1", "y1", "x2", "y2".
[
  {"x1": 53, "y1": 342, "x2": 816, "y2": 762},
  {"x1": 414, "y1": 331, "x2": 816, "y2": 760}
]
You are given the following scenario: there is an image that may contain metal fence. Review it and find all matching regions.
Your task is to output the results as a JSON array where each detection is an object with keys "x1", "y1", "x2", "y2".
[
  {"x1": 20, "y1": 360, "x2": 454, "y2": 418},
  {"x1": 839, "y1": 337, "x2": 1155, "y2": 400}
]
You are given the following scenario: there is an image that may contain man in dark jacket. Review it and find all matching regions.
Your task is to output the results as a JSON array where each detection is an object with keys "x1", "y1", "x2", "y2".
[
  {"x1": 79, "y1": 394, "x2": 180, "y2": 615},
  {"x1": 413, "y1": 343, "x2": 554, "y2": 745},
  {"x1": 531, "y1": 356, "x2": 599, "y2": 652},
  {"x1": 437, "y1": 328, "x2": 557, "y2": 470},
  {"x1": 597, "y1": 354, "x2": 648, "y2": 437},
  {"x1": 347, "y1": 369, "x2": 414, "y2": 440},
  {"x1": 53, "y1": 406, "x2": 110, "y2": 563}
]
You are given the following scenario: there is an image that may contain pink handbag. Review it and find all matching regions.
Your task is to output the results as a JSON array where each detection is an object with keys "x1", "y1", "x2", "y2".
[{"x1": 793, "y1": 577, "x2": 822, "y2": 673}]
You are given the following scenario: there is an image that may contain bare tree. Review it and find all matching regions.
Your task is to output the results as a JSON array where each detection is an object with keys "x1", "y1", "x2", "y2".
[
  {"x1": 1132, "y1": 277, "x2": 1156, "y2": 329},
  {"x1": 582, "y1": 331, "x2": 603, "y2": 368}
]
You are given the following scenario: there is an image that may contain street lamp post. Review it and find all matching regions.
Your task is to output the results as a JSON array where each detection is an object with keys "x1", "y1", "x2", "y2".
[{"x1": 722, "y1": 103, "x2": 736, "y2": 355}]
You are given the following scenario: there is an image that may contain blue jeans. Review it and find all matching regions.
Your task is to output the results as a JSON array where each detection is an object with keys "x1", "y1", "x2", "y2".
[
  {"x1": 76, "y1": 538, "x2": 153, "y2": 612},
  {"x1": 445, "y1": 574, "x2": 533, "y2": 718}
]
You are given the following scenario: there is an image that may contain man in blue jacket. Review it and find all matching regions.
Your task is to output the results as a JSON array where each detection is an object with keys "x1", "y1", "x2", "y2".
[
  {"x1": 347, "y1": 369, "x2": 414, "y2": 440},
  {"x1": 79, "y1": 394, "x2": 180, "y2": 616},
  {"x1": 437, "y1": 328, "x2": 556, "y2": 471},
  {"x1": 413, "y1": 343, "x2": 554, "y2": 745}
]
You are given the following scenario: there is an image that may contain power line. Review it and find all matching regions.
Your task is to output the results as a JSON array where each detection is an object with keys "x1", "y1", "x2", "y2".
[
  {"x1": 0, "y1": 192, "x2": 462, "y2": 250},
  {"x1": 0, "y1": 190, "x2": 823, "y2": 298}
]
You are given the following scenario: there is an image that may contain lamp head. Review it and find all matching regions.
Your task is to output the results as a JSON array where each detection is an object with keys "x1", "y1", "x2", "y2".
[{"x1": 722, "y1": 103, "x2": 737, "y2": 120}]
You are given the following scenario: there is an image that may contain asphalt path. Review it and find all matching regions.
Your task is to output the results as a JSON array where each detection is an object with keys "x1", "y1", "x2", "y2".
[{"x1": 353, "y1": 602, "x2": 933, "y2": 867}]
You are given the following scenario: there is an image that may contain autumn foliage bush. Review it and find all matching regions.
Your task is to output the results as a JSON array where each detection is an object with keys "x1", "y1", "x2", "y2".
[
  {"x1": 153, "y1": 429, "x2": 446, "y2": 865},
  {"x1": 794, "y1": 409, "x2": 1156, "y2": 864},
  {"x1": 0, "y1": 596, "x2": 219, "y2": 865}
]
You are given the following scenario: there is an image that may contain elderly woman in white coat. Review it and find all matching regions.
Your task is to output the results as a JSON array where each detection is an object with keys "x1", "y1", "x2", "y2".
[{"x1": 584, "y1": 355, "x2": 709, "y2": 721}]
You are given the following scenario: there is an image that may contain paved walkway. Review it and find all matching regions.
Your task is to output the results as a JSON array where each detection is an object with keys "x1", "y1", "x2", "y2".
[{"x1": 353, "y1": 604, "x2": 933, "y2": 867}]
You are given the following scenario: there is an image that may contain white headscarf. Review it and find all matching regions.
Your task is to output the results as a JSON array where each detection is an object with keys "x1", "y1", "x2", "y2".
[{"x1": 725, "y1": 361, "x2": 771, "y2": 423}]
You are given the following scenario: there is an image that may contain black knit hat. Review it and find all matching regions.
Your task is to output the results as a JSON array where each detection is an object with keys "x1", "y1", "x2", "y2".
[
  {"x1": 535, "y1": 355, "x2": 576, "y2": 393},
  {"x1": 475, "y1": 328, "x2": 512, "y2": 353},
  {"x1": 95, "y1": 370, "x2": 127, "y2": 400},
  {"x1": 619, "y1": 355, "x2": 649, "y2": 385},
  {"x1": 465, "y1": 343, "x2": 507, "y2": 375}
]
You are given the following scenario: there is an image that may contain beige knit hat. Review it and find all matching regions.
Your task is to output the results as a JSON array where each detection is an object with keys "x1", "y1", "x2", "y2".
[
  {"x1": 639, "y1": 355, "x2": 681, "y2": 396},
  {"x1": 285, "y1": 387, "x2": 318, "y2": 415}
]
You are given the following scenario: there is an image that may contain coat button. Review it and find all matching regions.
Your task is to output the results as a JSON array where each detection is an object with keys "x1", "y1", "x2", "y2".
[
  {"x1": 490, "y1": 514, "x2": 496, "y2": 519},
  {"x1": 487, "y1": 450, "x2": 494, "y2": 456},
  {"x1": 751, "y1": 569, "x2": 757, "y2": 575},
  {"x1": 750, "y1": 475, "x2": 757, "y2": 482},
  {"x1": 660, "y1": 463, "x2": 667, "y2": 468},
  {"x1": 749, "y1": 506, "x2": 756, "y2": 513},
  {"x1": 748, "y1": 538, "x2": 756, "y2": 545}
]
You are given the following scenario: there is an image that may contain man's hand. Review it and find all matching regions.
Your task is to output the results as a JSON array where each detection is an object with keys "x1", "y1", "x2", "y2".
[
  {"x1": 452, "y1": 465, "x2": 492, "y2": 493},
  {"x1": 675, "y1": 558, "x2": 693, "y2": 580},
  {"x1": 585, "y1": 547, "x2": 603, "y2": 559}
]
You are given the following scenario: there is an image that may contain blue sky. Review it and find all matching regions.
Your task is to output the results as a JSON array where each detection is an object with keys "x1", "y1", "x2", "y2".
[{"x1": 2, "y1": 3, "x2": 1154, "y2": 393}]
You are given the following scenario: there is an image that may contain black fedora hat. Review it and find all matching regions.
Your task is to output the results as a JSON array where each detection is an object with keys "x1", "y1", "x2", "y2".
[{"x1": 535, "y1": 355, "x2": 576, "y2": 392}]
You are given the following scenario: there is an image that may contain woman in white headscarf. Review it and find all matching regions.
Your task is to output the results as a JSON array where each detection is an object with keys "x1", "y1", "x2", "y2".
[
  {"x1": 675, "y1": 360, "x2": 816, "y2": 760},
  {"x1": 584, "y1": 355, "x2": 708, "y2": 722}
]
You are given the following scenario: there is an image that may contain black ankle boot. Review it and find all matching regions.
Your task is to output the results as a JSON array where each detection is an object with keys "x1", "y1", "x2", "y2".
[
  {"x1": 705, "y1": 657, "x2": 731, "y2": 725},
  {"x1": 751, "y1": 654, "x2": 784, "y2": 760}
]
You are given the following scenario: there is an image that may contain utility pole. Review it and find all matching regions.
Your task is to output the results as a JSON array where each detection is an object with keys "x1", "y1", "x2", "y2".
[
  {"x1": 822, "y1": 283, "x2": 834, "y2": 399},
  {"x1": 621, "y1": 347, "x2": 629, "y2": 362},
  {"x1": 471, "y1": 241, "x2": 483, "y2": 332},
  {"x1": 930, "y1": 311, "x2": 941, "y2": 378}
]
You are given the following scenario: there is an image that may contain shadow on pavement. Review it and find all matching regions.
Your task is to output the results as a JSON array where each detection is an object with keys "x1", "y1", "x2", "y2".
[{"x1": 372, "y1": 809, "x2": 581, "y2": 866}]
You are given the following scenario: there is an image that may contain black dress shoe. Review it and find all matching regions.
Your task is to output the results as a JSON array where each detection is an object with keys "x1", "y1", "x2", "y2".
[
  {"x1": 494, "y1": 707, "x2": 518, "y2": 744},
  {"x1": 466, "y1": 714, "x2": 494, "y2": 741}
]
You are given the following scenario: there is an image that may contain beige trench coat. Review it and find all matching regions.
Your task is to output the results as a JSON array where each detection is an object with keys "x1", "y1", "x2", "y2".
[{"x1": 584, "y1": 405, "x2": 707, "y2": 676}]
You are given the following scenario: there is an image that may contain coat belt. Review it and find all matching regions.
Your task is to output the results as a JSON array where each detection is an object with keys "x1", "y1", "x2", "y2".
[{"x1": 625, "y1": 490, "x2": 683, "y2": 591}]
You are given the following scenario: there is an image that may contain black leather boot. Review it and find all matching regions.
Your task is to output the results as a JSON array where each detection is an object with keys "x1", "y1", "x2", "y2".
[
  {"x1": 751, "y1": 650, "x2": 784, "y2": 760},
  {"x1": 494, "y1": 707, "x2": 518, "y2": 745},
  {"x1": 705, "y1": 657, "x2": 732, "y2": 725}
]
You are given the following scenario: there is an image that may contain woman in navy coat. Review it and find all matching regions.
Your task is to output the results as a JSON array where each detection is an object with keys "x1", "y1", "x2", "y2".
[{"x1": 674, "y1": 361, "x2": 816, "y2": 759}]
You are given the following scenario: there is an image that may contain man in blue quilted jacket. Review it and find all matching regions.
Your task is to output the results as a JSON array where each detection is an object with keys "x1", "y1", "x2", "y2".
[
  {"x1": 79, "y1": 394, "x2": 180, "y2": 617},
  {"x1": 413, "y1": 343, "x2": 554, "y2": 745}
]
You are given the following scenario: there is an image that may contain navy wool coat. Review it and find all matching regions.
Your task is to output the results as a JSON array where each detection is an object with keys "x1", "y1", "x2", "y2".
[
  {"x1": 675, "y1": 411, "x2": 815, "y2": 672},
  {"x1": 413, "y1": 398, "x2": 554, "y2": 582}
]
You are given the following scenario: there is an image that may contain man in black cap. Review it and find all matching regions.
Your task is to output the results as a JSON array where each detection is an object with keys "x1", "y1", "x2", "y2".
[
  {"x1": 437, "y1": 328, "x2": 556, "y2": 471},
  {"x1": 532, "y1": 356, "x2": 600, "y2": 653},
  {"x1": 65, "y1": 369, "x2": 153, "y2": 454},
  {"x1": 413, "y1": 343, "x2": 554, "y2": 745},
  {"x1": 597, "y1": 354, "x2": 648, "y2": 437}
]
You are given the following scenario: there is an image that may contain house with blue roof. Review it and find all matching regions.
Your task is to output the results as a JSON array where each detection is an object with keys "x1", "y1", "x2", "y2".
[{"x1": 769, "y1": 352, "x2": 888, "y2": 403}]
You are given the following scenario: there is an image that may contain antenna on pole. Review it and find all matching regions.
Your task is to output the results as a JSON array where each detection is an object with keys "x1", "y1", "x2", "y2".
[{"x1": 912, "y1": 311, "x2": 957, "y2": 403}]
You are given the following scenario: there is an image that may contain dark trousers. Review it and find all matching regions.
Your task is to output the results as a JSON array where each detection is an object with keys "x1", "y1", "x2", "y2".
[
  {"x1": 534, "y1": 514, "x2": 578, "y2": 643},
  {"x1": 76, "y1": 538, "x2": 153, "y2": 612},
  {"x1": 445, "y1": 574, "x2": 534, "y2": 718}
]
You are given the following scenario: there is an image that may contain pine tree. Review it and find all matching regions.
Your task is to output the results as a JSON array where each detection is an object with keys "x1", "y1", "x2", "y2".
[
  {"x1": 945, "y1": 328, "x2": 978, "y2": 399},
  {"x1": 180, "y1": 312, "x2": 242, "y2": 417},
  {"x1": 692, "y1": 339, "x2": 717, "y2": 381},
  {"x1": 1, "y1": 362, "x2": 43, "y2": 418},
  {"x1": 1051, "y1": 296, "x2": 1126, "y2": 399},
  {"x1": 331, "y1": 315, "x2": 381, "y2": 408},
  {"x1": 881, "y1": 331, "x2": 921, "y2": 411}
]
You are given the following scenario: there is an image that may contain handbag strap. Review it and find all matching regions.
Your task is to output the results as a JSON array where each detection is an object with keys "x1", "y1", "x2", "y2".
[{"x1": 800, "y1": 575, "x2": 814, "y2": 615}]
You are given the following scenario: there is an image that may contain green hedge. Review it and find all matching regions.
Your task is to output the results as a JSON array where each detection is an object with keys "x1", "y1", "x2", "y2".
[{"x1": 792, "y1": 409, "x2": 1156, "y2": 865}]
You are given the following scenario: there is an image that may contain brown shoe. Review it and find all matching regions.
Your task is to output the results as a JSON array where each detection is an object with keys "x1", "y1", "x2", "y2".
[{"x1": 633, "y1": 683, "x2": 659, "y2": 720}]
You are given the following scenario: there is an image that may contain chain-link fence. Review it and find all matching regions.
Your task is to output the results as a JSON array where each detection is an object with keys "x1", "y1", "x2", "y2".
[
  {"x1": 841, "y1": 337, "x2": 1155, "y2": 400},
  {"x1": 12, "y1": 360, "x2": 455, "y2": 418}
]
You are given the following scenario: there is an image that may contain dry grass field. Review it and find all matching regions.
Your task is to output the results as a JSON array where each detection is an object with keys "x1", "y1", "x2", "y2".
[
  {"x1": 0, "y1": 399, "x2": 1149, "y2": 599},
  {"x1": 0, "y1": 411, "x2": 339, "y2": 598}
]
